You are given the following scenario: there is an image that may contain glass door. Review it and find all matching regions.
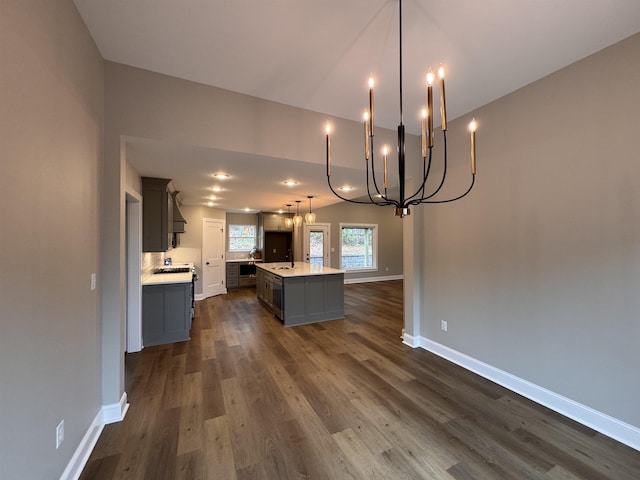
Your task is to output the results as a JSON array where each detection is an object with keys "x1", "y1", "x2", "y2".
[{"x1": 303, "y1": 223, "x2": 330, "y2": 267}]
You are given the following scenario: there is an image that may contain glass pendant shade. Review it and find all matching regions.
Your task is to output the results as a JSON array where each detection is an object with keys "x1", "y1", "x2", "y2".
[
  {"x1": 293, "y1": 200, "x2": 303, "y2": 227},
  {"x1": 305, "y1": 212, "x2": 316, "y2": 224},
  {"x1": 285, "y1": 204, "x2": 294, "y2": 228},
  {"x1": 305, "y1": 196, "x2": 316, "y2": 224}
]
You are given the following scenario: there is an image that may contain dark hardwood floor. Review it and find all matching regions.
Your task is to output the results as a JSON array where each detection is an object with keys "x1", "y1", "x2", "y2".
[{"x1": 80, "y1": 281, "x2": 639, "y2": 479}]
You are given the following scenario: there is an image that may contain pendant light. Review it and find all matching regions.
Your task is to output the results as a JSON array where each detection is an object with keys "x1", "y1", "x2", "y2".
[
  {"x1": 323, "y1": 0, "x2": 477, "y2": 218},
  {"x1": 293, "y1": 200, "x2": 303, "y2": 227},
  {"x1": 305, "y1": 195, "x2": 316, "y2": 224},
  {"x1": 284, "y1": 204, "x2": 293, "y2": 228}
]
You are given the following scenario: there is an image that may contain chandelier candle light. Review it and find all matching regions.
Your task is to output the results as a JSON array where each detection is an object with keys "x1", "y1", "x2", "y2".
[{"x1": 324, "y1": 0, "x2": 478, "y2": 217}]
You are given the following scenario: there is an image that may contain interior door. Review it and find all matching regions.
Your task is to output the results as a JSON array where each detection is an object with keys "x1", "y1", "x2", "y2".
[
  {"x1": 202, "y1": 218, "x2": 225, "y2": 298},
  {"x1": 303, "y1": 223, "x2": 330, "y2": 267}
]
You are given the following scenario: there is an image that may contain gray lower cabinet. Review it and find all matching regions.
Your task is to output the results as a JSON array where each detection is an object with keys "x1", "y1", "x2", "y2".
[
  {"x1": 257, "y1": 268, "x2": 344, "y2": 326},
  {"x1": 282, "y1": 274, "x2": 344, "y2": 326},
  {"x1": 142, "y1": 283, "x2": 191, "y2": 346},
  {"x1": 226, "y1": 261, "x2": 257, "y2": 288},
  {"x1": 256, "y1": 268, "x2": 273, "y2": 308},
  {"x1": 226, "y1": 262, "x2": 239, "y2": 288}
]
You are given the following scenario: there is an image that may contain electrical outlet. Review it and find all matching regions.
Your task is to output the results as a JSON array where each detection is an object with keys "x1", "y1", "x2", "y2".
[
  {"x1": 441, "y1": 320, "x2": 448, "y2": 332},
  {"x1": 56, "y1": 420, "x2": 64, "y2": 449}
]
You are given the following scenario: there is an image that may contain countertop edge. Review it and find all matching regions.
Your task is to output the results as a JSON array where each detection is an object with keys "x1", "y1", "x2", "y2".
[
  {"x1": 142, "y1": 273, "x2": 193, "y2": 285},
  {"x1": 256, "y1": 262, "x2": 345, "y2": 278}
]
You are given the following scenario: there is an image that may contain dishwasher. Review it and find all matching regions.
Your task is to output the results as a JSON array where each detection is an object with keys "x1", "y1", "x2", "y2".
[{"x1": 271, "y1": 275, "x2": 283, "y2": 319}]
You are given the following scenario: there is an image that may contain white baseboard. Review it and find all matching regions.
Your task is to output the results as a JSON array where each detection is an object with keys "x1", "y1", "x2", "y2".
[
  {"x1": 344, "y1": 274, "x2": 403, "y2": 284},
  {"x1": 58, "y1": 411, "x2": 102, "y2": 480},
  {"x1": 102, "y1": 392, "x2": 129, "y2": 424},
  {"x1": 59, "y1": 392, "x2": 129, "y2": 480},
  {"x1": 402, "y1": 332, "x2": 419, "y2": 348},
  {"x1": 195, "y1": 293, "x2": 205, "y2": 301},
  {"x1": 408, "y1": 335, "x2": 640, "y2": 452}
]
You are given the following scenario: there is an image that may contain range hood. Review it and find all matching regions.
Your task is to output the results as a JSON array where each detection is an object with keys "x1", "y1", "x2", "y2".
[{"x1": 171, "y1": 191, "x2": 187, "y2": 233}]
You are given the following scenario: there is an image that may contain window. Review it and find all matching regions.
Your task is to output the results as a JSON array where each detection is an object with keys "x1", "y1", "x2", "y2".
[
  {"x1": 340, "y1": 223, "x2": 377, "y2": 271},
  {"x1": 228, "y1": 224, "x2": 256, "y2": 251}
]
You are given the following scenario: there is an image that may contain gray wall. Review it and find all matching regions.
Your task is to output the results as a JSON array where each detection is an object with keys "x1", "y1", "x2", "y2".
[
  {"x1": 418, "y1": 33, "x2": 640, "y2": 428},
  {"x1": 0, "y1": 1, "x2": 104, "y2": 478},
  {"x1": 314, "y1": 202, "x2": 403, "y2": 281}
]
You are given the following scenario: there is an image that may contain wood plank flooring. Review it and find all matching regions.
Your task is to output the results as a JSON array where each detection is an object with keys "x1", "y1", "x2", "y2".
[{"x1": 80, "y1": 281, "x2": 639, "y2": 479}]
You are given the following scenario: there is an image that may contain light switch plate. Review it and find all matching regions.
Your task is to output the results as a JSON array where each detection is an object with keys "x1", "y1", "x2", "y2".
[
  {"x1": 90, "y1": 273, "x2": 97, "y2": 291},
  {"x1": 56, "y1": 419, "x2": 64, "y2": 449}
]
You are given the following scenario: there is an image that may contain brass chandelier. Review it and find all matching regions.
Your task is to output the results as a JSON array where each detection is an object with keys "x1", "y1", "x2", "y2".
[{"x1": 324, "y1": 0, "x2": 477, "y2": 217}]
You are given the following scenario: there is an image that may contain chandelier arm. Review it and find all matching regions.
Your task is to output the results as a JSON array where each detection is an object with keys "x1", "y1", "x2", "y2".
[
  {"x1": 366, "y1": 148, "x2": 397, "y2": 207},
  {"x1": 367, "y1": 141, "x2": 387, "y2": 200},
  {"x1": 367, "y1": 162, "x2": 398, "y2": 206},
  {"x1": 422, "y1": 130, "x2": 449, "y2": 200},
  {"x1": 327, "y1": 175, "x2": 378, "y2": 205},
  {"x1": 326, "y1": 158, "x2": 396, "y2": 207},
  {"x1": 365, "y1": 156, "x2": 388, "y2": 205},
  {"x1": 409, "y1": 174, "x2": 475, "y2": 205},
  {"x1": 404, "y1": 147, "x2": 434, "y2": 203}
]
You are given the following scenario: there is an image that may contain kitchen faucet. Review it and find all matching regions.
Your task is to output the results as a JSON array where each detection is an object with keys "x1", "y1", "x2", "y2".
[{"x1": 288, "y1": 248, "x2": 294, "y2": 268}]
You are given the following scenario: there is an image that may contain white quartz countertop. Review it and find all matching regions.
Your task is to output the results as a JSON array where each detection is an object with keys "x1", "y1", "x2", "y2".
[
  {"x1": 226, "y1": 258, "x2": 263, "y2": 263},
  {"x1": 257, "y1": 262, "x2": 344, "y2": 277},
  {"x1": 142, "y1": 262, "x2": 193, "y2": 285}
]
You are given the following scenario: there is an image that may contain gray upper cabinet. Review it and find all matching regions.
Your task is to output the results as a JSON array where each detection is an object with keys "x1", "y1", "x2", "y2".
[
  {"x1": 142, "y1": 177, "x2": 173, "y2": 252},
  {"x1": 260, "y1": 212, "x2": 293, "y2": 232}
]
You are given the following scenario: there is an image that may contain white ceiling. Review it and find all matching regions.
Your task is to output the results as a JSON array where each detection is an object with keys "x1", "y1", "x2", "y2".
[{"x1": 75, "y1": 0, "x2": 640, "y2": 212}]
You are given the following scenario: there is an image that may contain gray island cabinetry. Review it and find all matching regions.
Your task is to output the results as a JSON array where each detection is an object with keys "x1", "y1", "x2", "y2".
[{"x1": 256, "y1": 262, "x2": 344, "y2": 326}]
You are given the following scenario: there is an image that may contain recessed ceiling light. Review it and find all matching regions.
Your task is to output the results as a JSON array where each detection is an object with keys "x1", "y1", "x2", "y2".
[
  {"x1": 339, "y1": 186, "x2": 354, "y2": 191},
  {"x1": 210, "y1": 186, "x2": 224, "y2": 192},
  {"x1": 207, "y1": 201, "x2": 215, "y2": 207},
  {"x1": 283, "y1": 180, "x2": 298, "y2": 186},
  {"x1": 244, "y1": 207, "x2": 252, "y2": 212},
  {"x1": 209, "y1": 195, "x2": 220, "y2": 200},
  {"x1": 213, "y1": 173, "x2": 230, "y2": 179}
]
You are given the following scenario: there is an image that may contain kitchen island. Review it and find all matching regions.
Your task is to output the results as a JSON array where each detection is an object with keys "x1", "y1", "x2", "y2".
[{"x1": 256, "y1": 262, "x2": 344, "y2": 326}]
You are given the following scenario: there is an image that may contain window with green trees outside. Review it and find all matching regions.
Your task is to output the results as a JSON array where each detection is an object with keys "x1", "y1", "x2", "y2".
[{"x1": 340, "y1": 224, "x2": 377, "y2": 271}]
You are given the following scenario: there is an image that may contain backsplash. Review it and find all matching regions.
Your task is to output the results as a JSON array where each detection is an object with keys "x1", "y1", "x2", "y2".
[
  {"x1": 142, "y1": 251, "x2": 164, "y2": 277},
  {"x1": 226, "y1": 251, "x2": 253, "y2": 260}
]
